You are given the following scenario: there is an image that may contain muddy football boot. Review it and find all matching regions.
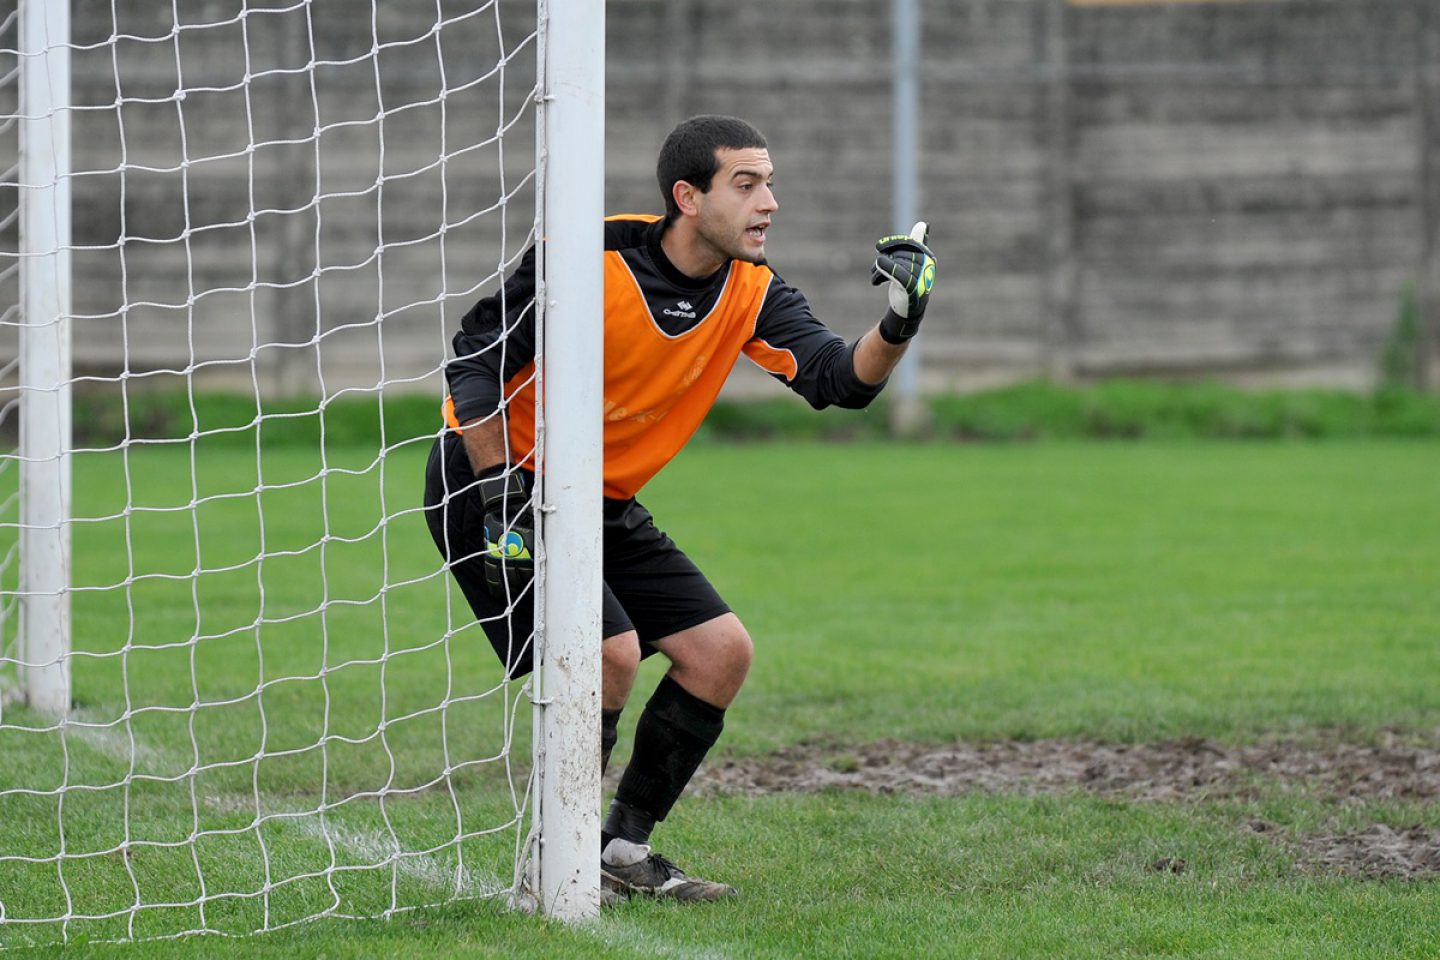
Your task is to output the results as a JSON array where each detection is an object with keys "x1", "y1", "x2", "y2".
[{"x1": 600, "y1": 838, "x2": 737, "y2": 902}]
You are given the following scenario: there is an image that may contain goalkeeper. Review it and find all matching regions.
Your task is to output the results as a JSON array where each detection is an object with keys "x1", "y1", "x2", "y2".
[{"x1": 423, "y1": 115, "x2": 937, "y2": 903}]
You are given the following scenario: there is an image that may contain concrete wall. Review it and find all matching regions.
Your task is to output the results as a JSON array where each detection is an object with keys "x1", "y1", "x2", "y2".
[{"x1": 5, "y1": 0, "x2": 1436, "y2": 400}]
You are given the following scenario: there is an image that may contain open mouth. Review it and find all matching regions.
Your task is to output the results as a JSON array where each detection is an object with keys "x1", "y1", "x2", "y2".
[{"x1": 746, "y1": 224, "x2": 768, "y2": 244}]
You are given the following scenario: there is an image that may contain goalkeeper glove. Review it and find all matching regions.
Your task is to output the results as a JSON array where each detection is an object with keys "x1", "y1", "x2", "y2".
[
  {"x1": 475, "y1": 466, "x2": 535, "y2": 601},
  {"x1": 870, "y1": 220, "x2": 937, "y2": 344}
]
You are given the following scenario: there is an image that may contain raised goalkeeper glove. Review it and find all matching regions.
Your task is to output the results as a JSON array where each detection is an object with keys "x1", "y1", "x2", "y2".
[
  {"x1": 475, "y1": 466, "x2": 535, "y2": 601},
  {"x1": 870, "y1": 220, "x2": 937, "y2": 344}
]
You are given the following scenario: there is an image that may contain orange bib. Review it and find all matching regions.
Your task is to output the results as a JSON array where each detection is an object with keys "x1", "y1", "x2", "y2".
[{"x1": 450, "y1": 216, "x2": 775, "y2": 500}]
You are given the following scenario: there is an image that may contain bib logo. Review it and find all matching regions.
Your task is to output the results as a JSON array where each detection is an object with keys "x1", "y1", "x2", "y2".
[{"x1": 663, "y1": 299, "x2": 697, "y2": 319}]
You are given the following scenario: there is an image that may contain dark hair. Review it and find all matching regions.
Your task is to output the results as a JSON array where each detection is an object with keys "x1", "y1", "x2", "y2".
[{"x1": 656, "y1": 115, "x2": 768, "y2": 222}]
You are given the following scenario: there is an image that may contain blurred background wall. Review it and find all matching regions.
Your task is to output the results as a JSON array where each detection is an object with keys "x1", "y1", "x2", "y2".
[{"x1": 5, "y1": 0, "x2": 1438, "y2": 400}]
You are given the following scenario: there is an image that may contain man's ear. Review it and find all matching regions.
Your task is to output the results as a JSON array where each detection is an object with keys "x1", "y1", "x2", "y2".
[{"x1": 672, "y1": 180, "x2": 701, "y2": 218}]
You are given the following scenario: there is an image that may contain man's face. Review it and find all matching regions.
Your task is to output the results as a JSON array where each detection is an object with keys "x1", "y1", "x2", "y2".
[{"x1": 691, "y1": 147, "x2": 777, "y2": 265}]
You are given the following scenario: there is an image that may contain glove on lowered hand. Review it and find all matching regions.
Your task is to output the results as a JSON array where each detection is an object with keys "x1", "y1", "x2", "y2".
[{"x1": 475, "y1": 466, "x2": 535, "y2": 601}]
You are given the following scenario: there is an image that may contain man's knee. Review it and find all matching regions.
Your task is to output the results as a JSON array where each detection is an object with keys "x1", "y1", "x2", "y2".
[
  {"x1": 654, "y1": 614, "x2": 753, "y2": 707},
  {"x1": 602, "y1": 631, "x2": 642, "y2": 711},
  {"x1": 715, "y1": 621, "x2": 754, "y2": 676},
  {"x1": 603, "y1": 631, "x2": 642, "y2": 676}
]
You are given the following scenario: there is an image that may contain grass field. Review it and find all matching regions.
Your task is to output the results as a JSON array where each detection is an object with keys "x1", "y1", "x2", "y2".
[{"x1": 2, "y1": 437, "x2": 1438, "y2": 957}]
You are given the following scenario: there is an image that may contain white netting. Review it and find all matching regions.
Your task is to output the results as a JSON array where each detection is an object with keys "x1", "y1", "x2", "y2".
[{"x1": 0, "y1": 0, "x2": 545, "y2": 945}]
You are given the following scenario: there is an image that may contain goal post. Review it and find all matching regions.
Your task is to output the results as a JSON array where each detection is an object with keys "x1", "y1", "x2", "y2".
[
  {"x1": 0, "y1": 0, "x2": 603, "y2": 940},
  {"x1": 532, "y1": 0, "x2": 605, "y2": 923},
  {"x1": 16, "y1": 0, "x2": 72, "y2": 718}
]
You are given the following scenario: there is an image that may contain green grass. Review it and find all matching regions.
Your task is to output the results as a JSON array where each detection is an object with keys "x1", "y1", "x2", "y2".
[
  {"x1": 2, "y1": 438, "x2": 1439, "y2": 957},
  {"x1": 644, "y1": 441, "x2": 1440, "y2": 748}
]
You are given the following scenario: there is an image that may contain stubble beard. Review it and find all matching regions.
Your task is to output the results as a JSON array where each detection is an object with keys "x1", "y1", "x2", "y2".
[{"x1": 698, "y1": 212, "x2": 766, "y2": 267}]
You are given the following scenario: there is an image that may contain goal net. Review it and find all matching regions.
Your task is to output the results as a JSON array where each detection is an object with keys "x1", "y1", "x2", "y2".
[{"x1": 0, "y1": 0, "x2": 601, "y2": 944}]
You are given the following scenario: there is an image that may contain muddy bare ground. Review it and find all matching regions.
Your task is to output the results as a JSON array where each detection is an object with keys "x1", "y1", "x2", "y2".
[{"x1": 688, "y1": 735, "x2": 1440, "y2": 879}]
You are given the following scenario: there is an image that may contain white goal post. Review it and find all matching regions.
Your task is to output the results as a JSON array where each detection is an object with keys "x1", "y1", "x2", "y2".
[
  {"x1": 531, "y1": 0, "x2": 604, "y2": 922},
  {"x1": 0, "y1": 0, "x2": 602, "y2": 941},
  {"x1": 15, "y1": 0, "x2": 72, "y2": 721}
]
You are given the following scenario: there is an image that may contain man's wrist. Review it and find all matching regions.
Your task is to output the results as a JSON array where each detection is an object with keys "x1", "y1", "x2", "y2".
[
  {"x1": 878, "y1": 307, "x2": 922, "y2": 345},
  {"x1": 852, "y1": 328, "x2": 912, "y2": 386},
  {"x1": 476, "y1": 466, "x2": 525, "y2": 511}
]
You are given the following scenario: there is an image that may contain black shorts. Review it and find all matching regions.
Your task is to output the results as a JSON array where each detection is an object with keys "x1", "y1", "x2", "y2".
[{"x1": 423, "y1": 434, "x2": 731, "y2": 677}]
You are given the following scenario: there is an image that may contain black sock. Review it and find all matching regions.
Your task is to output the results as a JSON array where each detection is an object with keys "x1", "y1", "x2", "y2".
[
  {"x1": 601, "y1": 708, "x2": 622, "y2": 775},
  {"x1": 599, "y1": 708, "x2": 624, "y2": 854},
  {"x1": 602, "y1": 800, "x2": 655, "y2": 851},
  {"x1": 606, "y1": 674, "x2": 726, "y2": 846}
]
